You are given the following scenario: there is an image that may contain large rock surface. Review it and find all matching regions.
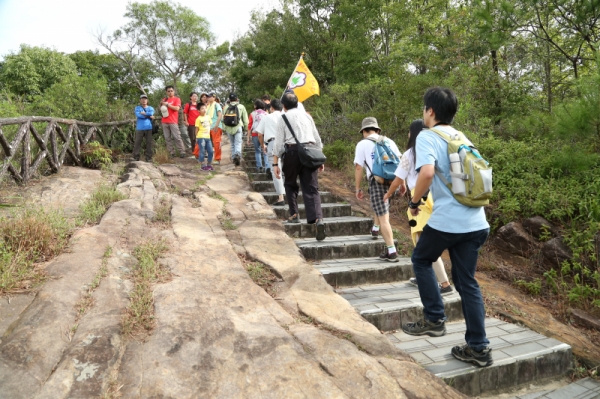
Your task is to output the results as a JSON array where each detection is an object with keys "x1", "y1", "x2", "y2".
[
  {"x1": 542, "y1": 237, "x2": 572, "y2": 267},
  {"x1": 494, "y1": 222, "x2": 538, "y2": 258}
]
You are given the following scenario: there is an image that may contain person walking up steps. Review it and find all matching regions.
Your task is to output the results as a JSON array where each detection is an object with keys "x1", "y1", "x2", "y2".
[
  {"x1": 222, "y1": 93, "x2": 248, "y2": 166},
  {"x1": 384, "y1": 119, "x2": 454, "y2": 295},
  {"x1": 273, "y1": 92, "x2": 326, "y2": 241},
  {"x1": 206, "y1": 92, "x2": 223, "y2": 165},
  {"x1": 354, "y1": 117, "x2": 402, "y2": 262},
  {"x1": 400, "y1": 87, "x2": 492, "y2": 368},
  {"x1": 255, "y1": 99, "x2": 285, "y2": 205},
  {"x1": 195, "y1": 103, "x2": 213, "y2": 171},
  {"x1": 160, "y1": 85, "x2": 186, "y2": 158},
  {"x1": 248, "y1": 100, "x2": 269, "y2": 173}
]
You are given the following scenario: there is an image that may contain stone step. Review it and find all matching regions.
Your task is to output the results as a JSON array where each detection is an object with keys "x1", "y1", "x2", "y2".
[
  {"x1": 260, "y1": 191, "x2": 335, "y2": 205},
  {"x1": 274, "y1": 203, "x2": 352, "y2": 219},
  {"x1": 388, "y1": 318, "x2": 573, "y2": 397},
  {"x1": 252, "y1": 180, "x2": 276, "y2": 192},
  {"x1": 506, "y1": 377, "x2": 600, "y2": 399},
  {"x1": 337, "y1": 281, "x2": 463, "y2": 331},
  {"x1": 285, "y1": 216, "x2": 372, "y2": 238},
  {"x1": 312, "y1": 257, "x2": 413, "y2": 287},
  {"x1": 296, "y1": 235, "x2": 394, "y2": 261},
  {"x1": 249, "y1": 172, "x2": 269, "y2": 181}
]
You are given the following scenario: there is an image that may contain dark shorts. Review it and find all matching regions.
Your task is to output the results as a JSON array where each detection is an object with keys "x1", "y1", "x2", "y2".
[{"x1": 369, "y1": 178, "x2": 390, "y2": 216}]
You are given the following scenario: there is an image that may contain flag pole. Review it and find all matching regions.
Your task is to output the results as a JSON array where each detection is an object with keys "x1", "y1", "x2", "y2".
[{"x1": 281, "y1": 53, "x2": 305, "y2": 99}]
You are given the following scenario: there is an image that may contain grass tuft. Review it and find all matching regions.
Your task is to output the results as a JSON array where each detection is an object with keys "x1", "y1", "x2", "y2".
[
  {"x1": 152, "y1": 196, "x2": 172, "y2": 226},
  {"x1": 122, "y1": 238, "x2": 171, "y2": 338},
  {"x1": 79, "y1": 183, "x2": 127, "y2": 225},
  {"x1": 0, "y1": 208, "x2": 73, "y2": 295},
  {"x1": 153, "y1": 143, "x2": 171, "y2": 165}
]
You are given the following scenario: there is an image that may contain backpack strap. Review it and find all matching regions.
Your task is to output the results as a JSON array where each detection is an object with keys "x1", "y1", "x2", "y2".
[
  {"x1": 281, "y1": 115, "x2": 301, "y2": 145},
  {"x1": 427, "y1": 127, "x2": 470, "y2": 186}
]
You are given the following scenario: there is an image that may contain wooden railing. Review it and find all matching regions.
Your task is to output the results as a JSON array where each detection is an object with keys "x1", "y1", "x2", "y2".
[{"x1": 0, "y1": 116, "x2": 135, "y2": 183}]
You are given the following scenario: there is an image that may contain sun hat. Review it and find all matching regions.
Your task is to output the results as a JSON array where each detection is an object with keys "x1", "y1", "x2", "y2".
[{"x1": 359, "y1": 117, "x2": 381, "y2": 134}]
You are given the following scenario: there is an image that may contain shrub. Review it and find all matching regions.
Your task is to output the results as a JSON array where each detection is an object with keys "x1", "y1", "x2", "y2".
[
  {"x1": 81, "y1": 141, "x2": 113, "y2": 169},
  {"x1": 323, "y1": 140, "x2": 355, "y2": 169}
]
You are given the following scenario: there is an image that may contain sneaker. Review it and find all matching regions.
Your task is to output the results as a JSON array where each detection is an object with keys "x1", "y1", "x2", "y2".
[
  {"x1": 379, "y1": 250, "x2": 399, "y2": 263},
  {"x1": 408, "y1": 277, "x2": 418, "y2": 287},
  {"x1": 179, "y1": 154, "x2": 185, "y2": 158},
  {"x1": 233, "y1": 156, "x2": 241, "y2": 166},
  {"x1": 402, "y1": 319, "x2": 446, "y2": 337},
  {"x1": 451, "y1": 344, "x2": 493, "y2": 367},
  {"x1": 213, "y1": 160, "x2": 220, "y2": 165},
  {"x1": 206, "y1": 165, "x2": 214, "y2": 171},
  {"x1": 286, "y1": 214, "x2": 300, "y2": 224},
  {"x1": 145, "y1": 158, "x2": 152, "y2": 163},
  {"x1": 201, "y1": 165, "x2": 210, "y2": 171},
  {"x1": 170, "y1": 153, "x2": 176, "y2": 158},
  {"x1": 440, "y1": 284, "x2": 454, "y2": 296},
  {"x1": 316, "y1": 219, "x2": 326, "y2": 241},
  {"x1": 273, "y1": 200, "x2": 286, "y2": 206},
  {"x1": 371, "y1": 228, "x2": 380, "y2": 239}
]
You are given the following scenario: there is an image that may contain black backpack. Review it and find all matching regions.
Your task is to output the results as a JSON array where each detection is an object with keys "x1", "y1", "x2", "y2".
[{"x1": 222, "y1": 104, "x2": 240, "y2": 127}]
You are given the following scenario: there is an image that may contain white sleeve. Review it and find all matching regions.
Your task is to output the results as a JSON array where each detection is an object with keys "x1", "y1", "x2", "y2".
[
  {"x1": 353, "y1": 141, "x2": 365, "y2": 167},
  {"x1": 395, "y1": 152, "x2": 411, "y2": 180}
]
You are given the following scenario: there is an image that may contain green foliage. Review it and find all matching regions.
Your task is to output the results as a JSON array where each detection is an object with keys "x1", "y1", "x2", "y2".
[
  {"x1": 79, "y1": 183, "x2": 127, "y2": 225},
  {"x1": 81, "y1": 142, "x2": 113, "y2": 169},
  {"x1": 322, "y1": 140, "x2": 355, "y2": 169},
  {"x1": 0, "y1": 45, "x2": 77, "y2": 98},
  {"x1": 515, "y1": 278, "x2": 542, "y2": 296}
]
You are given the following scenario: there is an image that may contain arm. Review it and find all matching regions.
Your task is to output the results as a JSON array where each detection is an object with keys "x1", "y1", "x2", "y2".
[
  {"x1": 146, "y1": 106, "x2": 154, "y2": 117},
  {"x1": 273, "y1": 120, "x2": 284, "y2": 179},
  {"x1": 215, "y1": 107, "x2": 222, "y2": 129},
  {"x1": 134, "y1": 106, "x2": 143, "y2": 119},
  {"x1": 241, "y1": 106, "x2": 249, "y2": 131},
  {"x1": 384, "y1": 177, "x2": 406, "y2": 202},
  {"x1": 247, "y1": 113, "x2": 253, "y2": 144},
  {"x1": 410, "y1": 165, "x2": 435, "y2": 216},
  {"x1": 354, "y1": 164, "x2": 364, "y2": 200},
  {"x1": 183, "y1": 104, "x2": 189, "y2": 125}
]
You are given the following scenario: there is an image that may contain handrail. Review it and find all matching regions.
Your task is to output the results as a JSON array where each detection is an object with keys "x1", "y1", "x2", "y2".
[{"x1": 0, "y1": 116, "x2": 136, "y2": 183}]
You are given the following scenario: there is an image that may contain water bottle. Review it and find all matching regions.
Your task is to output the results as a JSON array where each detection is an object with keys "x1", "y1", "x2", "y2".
[{"x1": 449, "y1": 153, "x2": 466, "y2": 196}]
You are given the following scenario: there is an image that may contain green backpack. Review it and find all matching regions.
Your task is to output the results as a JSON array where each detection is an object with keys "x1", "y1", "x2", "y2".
[{"x1": 429, "y1": 127, "x2": 493, "y2": 207}]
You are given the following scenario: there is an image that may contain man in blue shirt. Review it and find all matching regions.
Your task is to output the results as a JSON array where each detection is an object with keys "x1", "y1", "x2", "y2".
[
  {"x1": 402, "y1": 87, "x2": 492, "y2": 368},
  {"x1": 133, "y1": 94, "x2": 155, "y2": 162}
]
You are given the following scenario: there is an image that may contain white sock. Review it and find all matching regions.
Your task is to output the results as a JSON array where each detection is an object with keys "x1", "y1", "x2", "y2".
[
  {"x1": 372, "y1": 225, "x2": 380, "y2": 232},
  {"x1": 387, "y1": 246, "x2": 397, "y2": 254}
]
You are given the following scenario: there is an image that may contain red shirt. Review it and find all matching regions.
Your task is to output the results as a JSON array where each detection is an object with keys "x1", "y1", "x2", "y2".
[
  {"x1": 161, "y1": 96, "x2": 181, "y2": 124},
  {"x1": 184, "y1": 102, "x2": 201, "y2": 125}
]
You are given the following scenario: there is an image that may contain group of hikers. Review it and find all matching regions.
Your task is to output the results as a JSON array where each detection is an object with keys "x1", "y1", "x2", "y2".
[{"x1": 133, "y1": 85, "x2": 493, "y2": 369}]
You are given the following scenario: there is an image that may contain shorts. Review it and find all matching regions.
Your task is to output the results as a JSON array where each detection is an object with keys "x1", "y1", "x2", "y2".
[{"x1": 368, "y1": 178, "x2": 390, "y2": 216}]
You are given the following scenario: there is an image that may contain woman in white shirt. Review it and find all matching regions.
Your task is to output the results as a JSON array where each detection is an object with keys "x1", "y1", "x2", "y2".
[{"x1": 383, "y1": 119, "x2": 454, "y2": 295}]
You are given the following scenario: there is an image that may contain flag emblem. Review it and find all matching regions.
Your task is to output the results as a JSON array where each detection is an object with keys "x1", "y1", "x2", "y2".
[{"x1": 287, "y1": 57, "x2": 320, "y2": 102}]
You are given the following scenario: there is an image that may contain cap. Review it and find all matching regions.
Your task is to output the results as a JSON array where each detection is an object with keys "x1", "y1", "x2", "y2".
[
  {"x1": 228, "y1": 93, "x2": 237, "y2": 101},
  {"x1": 359, "y1": 117, "x2": 381, "y2": 134},
  {"x1": 208, "y1": 92, "x2": 215, "y2": 97},
  {"x1": 140, "y1": 94, "x2": 148, "y2": 99}
]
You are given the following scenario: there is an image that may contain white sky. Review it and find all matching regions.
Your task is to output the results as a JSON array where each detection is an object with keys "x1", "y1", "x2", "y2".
[{"x1": 0, "y1": 0, "x2": 277, "y2": 58}]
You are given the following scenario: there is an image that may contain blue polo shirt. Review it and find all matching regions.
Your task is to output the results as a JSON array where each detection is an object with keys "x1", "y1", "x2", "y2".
[
  {"x1": 415, "y1": 126, "x2": 489, "y2": 233},
  {"x1": 135, "y1": 105, "x2": 155, "y2": 130}
]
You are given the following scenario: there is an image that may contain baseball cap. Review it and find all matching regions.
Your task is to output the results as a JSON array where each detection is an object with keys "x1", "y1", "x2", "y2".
[
  {"x1": 140, "y1": 94, "x2": 148, "y2": 99},
  {"x1": 208, "y1": 92, "x2": 215, "y2": 97},
  {"x1": 229, "y1": 93, "x2": 237, "y2": 101}
]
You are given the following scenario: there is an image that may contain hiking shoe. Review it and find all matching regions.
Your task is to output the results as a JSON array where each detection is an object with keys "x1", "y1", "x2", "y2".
[
  {"x1": 145, "y1": 158, "x2": 152, "y2": 162},
  {"x1": 379, "y1": 250, "x2": 399, "y2": 262},
  {"x1": 408, "y1": 277, "x2": 418, "y2": 287},
  {"x1": 286, "y1": 214, "x2": 300, "y2": 224},
  {"x1": 316, "y1": 219, "x2": 326, "y2": 241},
  {"x1": 451, "y1": 344, "x2": 493, "y2": 367},
  {"x1": 179, "y1": 154, "x2": 185, "y2": 158},
  {"x1": 233, "y1": 156, "x2": 241, "y2": 166},
  {"x1": 273, "y1": 200, "x2": 286, "y2": 206},
  {"x1": 371, "y1": 228, "x2": 380, "y2": 239},
  {"x1": 440, "y1": 284, "x2": 454, "y2": 296},
  {"x1": 213, "y1": 160, "x2": 220, "y2": 165},
  {"x1": 201, "y1": 165, "x2": 210, "y2": 171},
  {"x1": 206, "y1": 165, "x2": 214, "y2": 171},
  {"x1": 402, "y1": 319, "x2": 446, "y2": 337}
]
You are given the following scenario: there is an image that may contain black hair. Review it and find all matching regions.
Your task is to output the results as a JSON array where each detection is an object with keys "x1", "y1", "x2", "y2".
[
  {"x1": 254, "y1": 99, "x2": 266, "y2": 110},
  {"x1": 407, "y1": 119, "x2": 426, "y2": 166},
  {"x1": 199, "y1": 103, "x2": 207, "y2": 108},
  {"x1": 270, "y1": 99, "x2": 282, "y2": 111},
  {"x1": 165, "y1": 85, "x2": 174, "y2": 91},
  {"x1": 189, "y1": 92, "x2": 198, "y2": 99},
  {"x1": 423, "y1": 87, "x2": 458, "y2": 125},
  {"x1": 281, "y1": 93, "x2": 298, "y2": 110},
  {"x1": 261, "y1": 94, "x2": 271, "y2": 101}
]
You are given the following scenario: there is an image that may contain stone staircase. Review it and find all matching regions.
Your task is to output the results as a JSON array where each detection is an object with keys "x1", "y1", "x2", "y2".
[{"x1": 242, "y1": 147, "x2": 576, "y2": 397}]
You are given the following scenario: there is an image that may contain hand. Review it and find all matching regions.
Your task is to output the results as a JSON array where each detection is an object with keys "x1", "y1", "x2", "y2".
[
  {"x1": 356, "y1": 190, "x2": 364, "y2": 200},
  {"x1": 141, "y1": 111, "x2": 146, "y2": 115},
  {"x1": 383, "y1": 191, "x2": 392, "y2": 202},
  {"x1": 399, "y1": 184, "x2": 407, "y2": 196},
  {"x1": 274, "y1": 165, "x2": 281, "y2": 179},
  {"x1": 185, "y1": 122, "x2": 189, "y2": 126},
  {"x1": 150, "y1": 116, "x2": 155, "y2": 120},
  {"x1": 318, "y1": 164, "x2": 325, "y2": 172},
  {"x1": 410, "y1": 207, "x2": 421, "y2": 216},
  {"x1": 262, "y1": 145, "x2": 267, "y2": 154}
]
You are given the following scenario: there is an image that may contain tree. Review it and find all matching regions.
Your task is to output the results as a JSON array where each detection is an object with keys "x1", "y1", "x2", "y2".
[
  {"x1": 0, "y1": 45, "x2": 77, "y2": 98},
  {"x1": 97, "y1": 0, "x2": 216, "y2": 91}
]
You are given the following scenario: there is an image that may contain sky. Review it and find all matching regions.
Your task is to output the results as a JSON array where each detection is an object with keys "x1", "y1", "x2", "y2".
[{"x1": 0, "y1": 0, "x2": 277, "y2": 58}]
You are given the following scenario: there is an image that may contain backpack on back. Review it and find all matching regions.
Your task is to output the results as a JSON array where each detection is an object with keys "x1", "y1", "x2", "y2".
[
  {"x1": 429, "y1": 127, "x2": 492, "y2": 207},
  {"x1": 223, "y1": 104, "x2": 240, "y2": 127},
  {"x1": 364, "y1": 136, "x2": 400, "y2": 184}
]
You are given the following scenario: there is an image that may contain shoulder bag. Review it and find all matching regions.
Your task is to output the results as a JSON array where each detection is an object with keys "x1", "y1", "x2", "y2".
[{"x1": 282, "y1": 115, "x2": 326, "y2": 169}]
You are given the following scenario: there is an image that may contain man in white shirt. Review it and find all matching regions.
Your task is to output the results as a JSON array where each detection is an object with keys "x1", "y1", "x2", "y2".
[
  {"x1": 255, "y1": 99, "x2": 285, "y2": 205},
  {"x1": 354, "y1": 117, "x2": 402, "y2": 262}
]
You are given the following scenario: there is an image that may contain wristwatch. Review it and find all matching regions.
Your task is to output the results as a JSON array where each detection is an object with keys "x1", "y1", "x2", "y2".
[{"x1": 408, "y1": 199, "x2": 421, "y2": 209}]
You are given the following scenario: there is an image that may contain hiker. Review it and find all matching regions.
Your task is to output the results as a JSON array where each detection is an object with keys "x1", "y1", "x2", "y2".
[
  {"x1": 273, "y1": 92, "x2": 326, "y2": 241},
  {"x1": 195, "y1": 103, "x2": 213, "y2": 171},
  {"x1": 248, "y1": 99, "x2": 269, "y2": 173},
  {"x1": 261, "y1": 94, "x2": 271, "y2": 109},
  {"x1": 400, "y1": 87, "x2": 492, "y2": 368},
  {"x1": 200, "y1": 92, "x2": 208, "y2": 105},
  {"x1": 183, "y1": 92, "x2": 201, "y2": 152},
  {"x1": 159, "y1": 86, "x2": 186, "y2": 158},
  {"x1": 206, "y1": 92, "x2": 223, "y2": 165},
  {"x1": 383, "y1": 119, "x2": 454, "y2": 295},
  {"x1": 255, "y1": 99, "x2": 285, "y2": 204},
  {"x1": 222, "y1": 93, "x2": 248, "y2": 166},
  {"x1": 353, "y1": 117, "x2": 402, "y2": 262},
  {"x1": 133, "y1": 94, "x2": 155, "y2": 162}
]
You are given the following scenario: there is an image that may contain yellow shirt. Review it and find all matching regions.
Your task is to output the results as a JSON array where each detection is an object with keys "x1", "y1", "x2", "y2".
[{"x1": 195, "y1": 115, "x2": 211, "y2": 139}]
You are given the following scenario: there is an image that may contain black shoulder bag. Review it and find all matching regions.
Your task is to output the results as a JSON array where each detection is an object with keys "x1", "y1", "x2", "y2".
[{"x1": 282, "y1": 114, "x2": 326, "y2": 169}]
